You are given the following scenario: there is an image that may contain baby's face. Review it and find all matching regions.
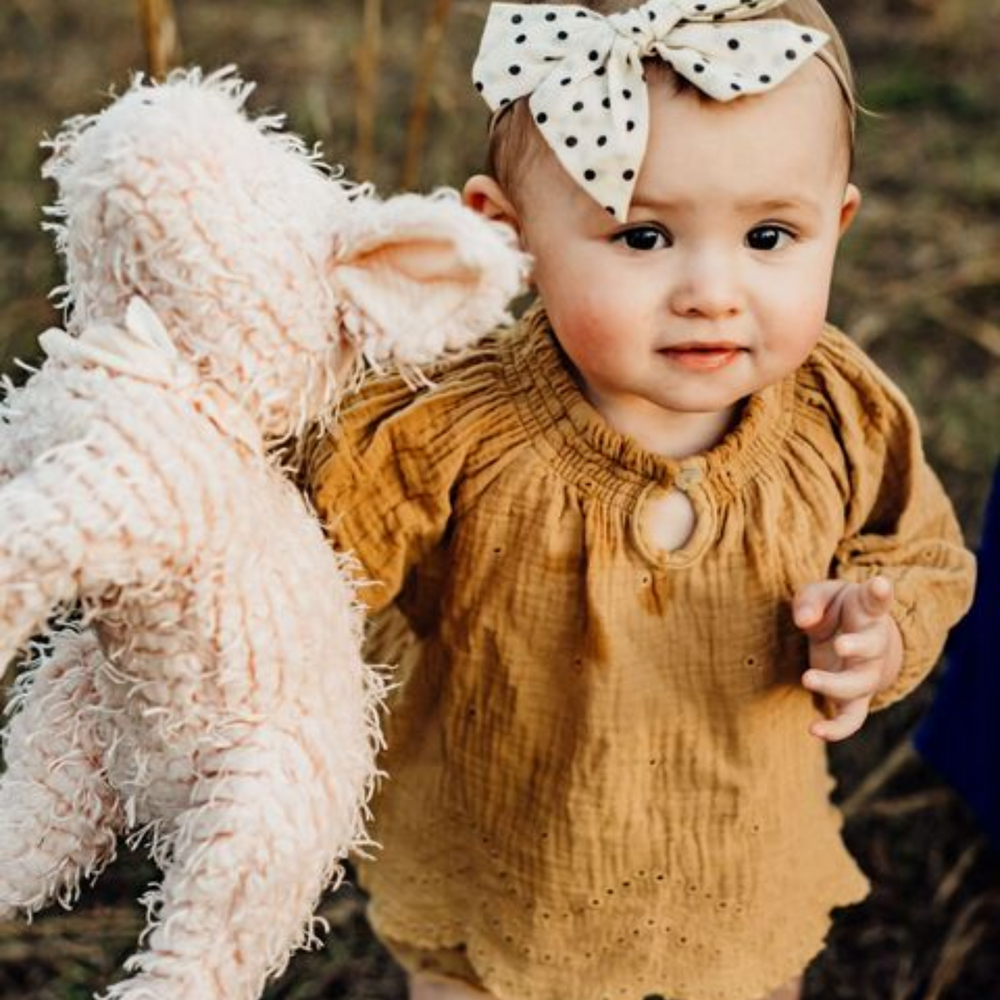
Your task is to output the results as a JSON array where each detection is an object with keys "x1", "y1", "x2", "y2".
[{"x1": 510, "y1": 60, "x2": 860, "y2": 439}]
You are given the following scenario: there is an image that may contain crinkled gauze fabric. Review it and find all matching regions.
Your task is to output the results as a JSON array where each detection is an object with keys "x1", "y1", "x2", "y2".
[{"x1": 306, "y1": 303, "x2": 974, "y2": 1000}]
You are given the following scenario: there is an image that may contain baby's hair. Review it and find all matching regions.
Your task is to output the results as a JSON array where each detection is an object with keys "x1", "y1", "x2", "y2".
[{"x1": 484, "y1": 0, "x2": 858, "y2": 204}]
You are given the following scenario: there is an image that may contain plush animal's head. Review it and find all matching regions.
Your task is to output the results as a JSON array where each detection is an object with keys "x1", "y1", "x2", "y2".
[{"x1": 42, "y1": 68, "x2": 529, "y2": 441}]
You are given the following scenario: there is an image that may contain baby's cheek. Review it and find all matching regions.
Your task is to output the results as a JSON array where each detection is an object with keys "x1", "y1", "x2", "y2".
[
  {"x1": 794, "y1": 251, "x2": 838, "y2": 325},
  {"x1": 766, "y1": 278, "x2": 830, "y2": 362},
  {"x1": 555, "y1": 306, "x2": 623, "y2": 376}
]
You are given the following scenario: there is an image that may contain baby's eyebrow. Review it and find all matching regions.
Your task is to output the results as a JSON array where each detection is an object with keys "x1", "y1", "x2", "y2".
[
  {"x1": 630, "y1": 195, "x2": 822, "y2": 214},
  {"x1": 737, "y1": 196, "x2": 822, "y2": 213}
]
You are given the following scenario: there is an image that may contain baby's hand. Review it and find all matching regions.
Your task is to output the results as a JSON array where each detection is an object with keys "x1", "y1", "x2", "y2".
[{"x1": 792, "y1": 576, "x2": 903, "y2": 743}]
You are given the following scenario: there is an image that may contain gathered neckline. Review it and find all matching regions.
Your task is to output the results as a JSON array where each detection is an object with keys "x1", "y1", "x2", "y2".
[{"x1": 500, "y1": 302, "x2": 796, "y2": 508}]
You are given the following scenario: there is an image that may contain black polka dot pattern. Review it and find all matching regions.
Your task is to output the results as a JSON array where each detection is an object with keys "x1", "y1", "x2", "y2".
[{"x1": 470, "y1": 1, "x2": 833, "y2": 222}]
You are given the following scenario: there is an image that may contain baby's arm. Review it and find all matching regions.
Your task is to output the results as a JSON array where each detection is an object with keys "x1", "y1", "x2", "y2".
[
  {"x1": 302, "y1": 365, "x2": 474, "y2": 616},
  {"x1": 788, "y1": 332, "x2": 976, "y2": 743}
]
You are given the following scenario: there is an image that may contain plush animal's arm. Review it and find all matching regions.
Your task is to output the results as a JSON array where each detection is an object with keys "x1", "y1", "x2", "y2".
[
  {"x1": 0, "y1": 313, "x2": 214, "y2": 676},
  {"x1": 0, "y1": 423, "x2": 190, "y2": 676}
]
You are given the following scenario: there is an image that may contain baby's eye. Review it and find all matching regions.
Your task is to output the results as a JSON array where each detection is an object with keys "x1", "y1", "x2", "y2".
[
  {"x1": 614, "y1": 225, "x2": 671, "y2": 252},
  {"x1": 745, "y1": 226, "x2": 794, "y2": 251}
]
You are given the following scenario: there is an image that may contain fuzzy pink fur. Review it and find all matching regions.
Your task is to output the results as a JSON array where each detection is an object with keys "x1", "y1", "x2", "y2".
[{"x1": 0, "y1": 68, "x2": 528, "y2": 1000}]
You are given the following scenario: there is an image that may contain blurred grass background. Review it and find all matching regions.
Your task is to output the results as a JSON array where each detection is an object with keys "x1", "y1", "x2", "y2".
[{"x1": 0, "y1": 0, "x2": 997, "y2": 998}]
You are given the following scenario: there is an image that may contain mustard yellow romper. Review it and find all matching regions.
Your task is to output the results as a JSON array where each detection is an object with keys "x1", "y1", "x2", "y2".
[{"x1": 305, "y1": 304, "x2": 974, "y2": 1000}]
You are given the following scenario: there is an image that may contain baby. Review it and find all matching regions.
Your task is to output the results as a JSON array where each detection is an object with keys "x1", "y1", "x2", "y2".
[{"x1": 305, "y1": 1, "x2": 975, "y2": 999}]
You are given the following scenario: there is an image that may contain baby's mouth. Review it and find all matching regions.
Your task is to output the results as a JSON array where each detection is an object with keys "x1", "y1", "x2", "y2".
[{"x1": 658, "y1": 342, "x2": 747, "y2": 371}]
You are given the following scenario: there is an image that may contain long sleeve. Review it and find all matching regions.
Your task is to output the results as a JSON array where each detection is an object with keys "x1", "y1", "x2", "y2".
[
  {"x1": 303, "y1": 377, "x2": 461, "y2": 616},
  {"x1": 301, "y1": 338, "x2": 524, "y2": 619},
  {"x1": 808, "y1": 331, "x2": 976, "y2": 711}
]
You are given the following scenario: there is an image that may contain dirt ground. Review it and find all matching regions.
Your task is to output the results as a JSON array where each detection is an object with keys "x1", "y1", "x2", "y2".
[{"x1": 0, "y1": 0, "x2": 997, "y2": 998}]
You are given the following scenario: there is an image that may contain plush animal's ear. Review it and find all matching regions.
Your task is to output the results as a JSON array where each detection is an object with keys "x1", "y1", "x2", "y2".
[{"x1": 332, "y1": 190, "x2": 530, "y2": 366}]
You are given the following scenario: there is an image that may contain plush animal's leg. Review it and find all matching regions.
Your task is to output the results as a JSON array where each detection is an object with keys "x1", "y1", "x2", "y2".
[
  {"x1": 0, "y1": 628, "x2": 123, "y2": 918},
  {"x1": 105, "y1": 721, "x2": 355, "y2": 1000}
]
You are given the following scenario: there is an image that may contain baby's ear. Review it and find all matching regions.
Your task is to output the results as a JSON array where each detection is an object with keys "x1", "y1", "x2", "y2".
[
  {"x1": 839, "y1": 184, "x2": 863, "y2": 237},
  {"x1": 332, "y1": 190, "x2": 530, "y2": 365}
]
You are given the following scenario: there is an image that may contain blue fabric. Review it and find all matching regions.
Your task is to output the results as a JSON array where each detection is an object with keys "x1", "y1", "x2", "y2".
[{"x1": 914, "y1": 461, "x2": 1000, "y2": 848}]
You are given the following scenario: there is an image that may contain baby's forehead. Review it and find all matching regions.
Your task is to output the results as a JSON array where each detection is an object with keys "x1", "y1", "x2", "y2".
[
  {"x1": 645, "y1": 58, "x2": 846, "y2": 150},
  {"x1": 624, "y1": 63, "x2": 847, "y2": 202}
]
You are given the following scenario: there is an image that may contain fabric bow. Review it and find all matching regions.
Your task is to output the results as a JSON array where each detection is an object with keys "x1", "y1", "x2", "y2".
[{"x1": 472, "y1": 0, "x2": 829, "y2": 220}]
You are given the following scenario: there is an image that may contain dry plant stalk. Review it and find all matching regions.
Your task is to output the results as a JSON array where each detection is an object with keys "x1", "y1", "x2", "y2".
[
  {"x1": 402, "y1": 0, "x2": 455, "y2": 189},
  {"x1": 840, "y1": 737, "x2": 917, "y2": 820},
  {"x1": 933, "y1": 840, "x2": 984, "y2": 907},
  {"x1": 864, "y1": 788, "x2": 953, "y2": 818},
  {"x1": 354, "y1": 0, "x2": 382, "y2": 180},
  {"x1": 923, "y1": 895, "x2": 992, "y2": 1000},
  {"x1": 137, "y1": 0, "x2": 180, "y2": 80}
]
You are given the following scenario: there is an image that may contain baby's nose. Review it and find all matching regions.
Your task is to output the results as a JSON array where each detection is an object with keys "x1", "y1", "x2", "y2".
[{"x1": 668, "y1": 258, "x2": 743, "y2": 319}]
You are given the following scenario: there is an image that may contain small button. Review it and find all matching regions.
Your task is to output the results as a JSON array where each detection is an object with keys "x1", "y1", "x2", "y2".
[{"x1": 674, "y1": 465, "x2": 702, "y2": 492}]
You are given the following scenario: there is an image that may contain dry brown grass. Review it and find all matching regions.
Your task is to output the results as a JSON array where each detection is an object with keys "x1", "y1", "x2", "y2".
[{"x1": 0, "y1": 1, "x2": 997, "y2": 997}]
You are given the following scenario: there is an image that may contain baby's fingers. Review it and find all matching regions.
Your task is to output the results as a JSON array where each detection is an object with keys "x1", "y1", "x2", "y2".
[
  {"x1": 845, "y1": 575, "x2": 894, "y2": 629},
  {"x1": 809, "y1": 697, "x2": 871, "y2": 742},
  {"x1": 803, "y1": 661, "x2": 882, "y2": 702},
  {"x1": 833, "y1": 625, "x2": 890, "y2": 662},
  {"x1": 792, "y1": 580, "x2": 846, "y2": 641}
]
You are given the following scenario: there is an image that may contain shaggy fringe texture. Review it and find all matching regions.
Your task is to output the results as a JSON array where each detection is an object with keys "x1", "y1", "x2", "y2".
[
  {"x1": 40, "y1": 66, "x2": 529, "y2": 451},
  {"x1": 0, "y1": 67, "x2": 527, "y2": 999}
]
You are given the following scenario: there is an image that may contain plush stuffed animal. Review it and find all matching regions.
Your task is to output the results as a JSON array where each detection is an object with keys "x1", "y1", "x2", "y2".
[{"x1": 0, "y1": 68, "x2": 527, "y2": 1000}]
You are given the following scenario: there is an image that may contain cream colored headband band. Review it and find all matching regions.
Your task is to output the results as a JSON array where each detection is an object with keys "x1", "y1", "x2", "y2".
[{"x1": 472, "y1": 0, "x2": 830, "y2": 220}]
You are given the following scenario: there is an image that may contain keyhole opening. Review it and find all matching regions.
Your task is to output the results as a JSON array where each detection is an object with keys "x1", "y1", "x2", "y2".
[{"x1": 641, "y1": 488, "x2": 697, "y2": 553}]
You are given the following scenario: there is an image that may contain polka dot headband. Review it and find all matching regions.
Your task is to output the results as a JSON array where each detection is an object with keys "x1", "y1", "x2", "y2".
[{"x1": 472, "y1": 0, "x2": 830, "y2": 220}]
